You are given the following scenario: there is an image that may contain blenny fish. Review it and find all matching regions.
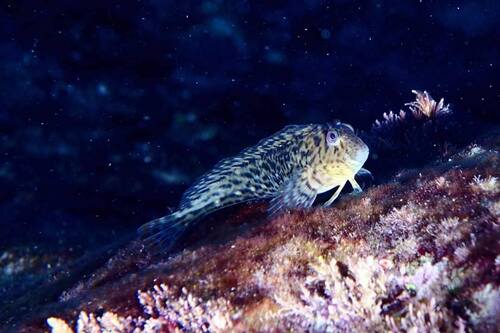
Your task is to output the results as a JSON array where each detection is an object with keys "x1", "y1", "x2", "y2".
[{"x1": 139, "y1": 122, "x2": 370, "y2": 252}]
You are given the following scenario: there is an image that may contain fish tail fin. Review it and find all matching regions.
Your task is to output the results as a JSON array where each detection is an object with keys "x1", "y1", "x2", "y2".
[{"x1": 137, "y1": 212, "x2": 188, "y2": 255}]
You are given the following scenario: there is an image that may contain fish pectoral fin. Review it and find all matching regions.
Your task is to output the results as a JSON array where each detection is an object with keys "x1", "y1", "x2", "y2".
[
  {"x1": 323, "y1": 177, "x2": 361, "y2": 208},
  {"x1": 349, "y1": 177, "x2": 363, "y2": 194},
  {"x1": 268, "y1": 172, "x2": 316, "y2": 216},
  {"x1": 356, "y1": 168, "x2": 373, "y2": 180},
  {"x1": 323, "y1": 181, "x2": 346, "y2": 207}
]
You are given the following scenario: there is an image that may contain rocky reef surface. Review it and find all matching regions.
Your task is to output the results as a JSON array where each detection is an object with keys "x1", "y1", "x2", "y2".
[{"x1": 1, "y1": 92, "x2": 499, "y2": 333}]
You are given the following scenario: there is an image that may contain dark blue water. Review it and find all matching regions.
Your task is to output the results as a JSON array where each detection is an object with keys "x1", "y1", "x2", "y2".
[{"x1": 0, "y1": 1, "x2": 499, "y2": 318}]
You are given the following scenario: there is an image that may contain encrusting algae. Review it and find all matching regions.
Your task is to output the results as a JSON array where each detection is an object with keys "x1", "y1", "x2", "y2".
[{"x1": 139, "y1": 122, "x2": 370, "y2": 253}]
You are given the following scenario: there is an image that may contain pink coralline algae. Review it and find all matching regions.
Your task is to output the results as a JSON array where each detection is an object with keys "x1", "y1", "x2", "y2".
[{"x1": 48, "y1": 284, "x2": 238, "y2": 333}]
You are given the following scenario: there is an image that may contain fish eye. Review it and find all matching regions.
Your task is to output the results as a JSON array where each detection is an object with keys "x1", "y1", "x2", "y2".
[{"x1": 326, "y1": 130, "x2": 338, "y2": 145}]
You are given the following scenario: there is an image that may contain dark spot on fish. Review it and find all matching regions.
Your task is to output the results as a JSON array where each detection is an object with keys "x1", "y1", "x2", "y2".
[
  {"x1": 313, "y1": 134, "x2": 321, "y2": 144},
  {"x1": 231, "y1": 178, "x2": 243, "y2": 185},
  {"x1": 248, "y1": 166, "x2": 259, "y2": 174},
  {"x1": 304, "y1": 181, "x2": 313, "y2": 191},
  {"x1": 246, "y1": 157, "x2": 257, "y2": 164},
  {"x1": 241, "y1": 172, "x2": 253, "y2": 179}
]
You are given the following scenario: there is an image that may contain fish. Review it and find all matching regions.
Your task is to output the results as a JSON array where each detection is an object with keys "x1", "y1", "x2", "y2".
[{"x1": 138, "y1": 122, "x2": 370, "y2": 253}]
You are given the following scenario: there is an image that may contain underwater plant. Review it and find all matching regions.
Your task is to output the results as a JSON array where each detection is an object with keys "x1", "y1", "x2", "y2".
[{"x1": 373, "y1": 90, "x2": 450, "y2": 129}]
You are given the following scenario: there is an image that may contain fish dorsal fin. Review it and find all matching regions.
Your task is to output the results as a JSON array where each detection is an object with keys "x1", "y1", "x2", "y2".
[{"x1": 268, "y1": 170, "x2": 317, "y2": 216}]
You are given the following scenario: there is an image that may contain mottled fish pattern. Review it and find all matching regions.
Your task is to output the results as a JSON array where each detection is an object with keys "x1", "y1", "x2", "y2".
[{"x1": 139, "y1": 122, "x2": 370, "y2": 253}]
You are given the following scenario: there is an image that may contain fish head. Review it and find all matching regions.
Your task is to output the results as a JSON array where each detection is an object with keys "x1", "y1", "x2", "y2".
[{"x1": 323, "y1": 122, "x2": 369, "y2": 177}]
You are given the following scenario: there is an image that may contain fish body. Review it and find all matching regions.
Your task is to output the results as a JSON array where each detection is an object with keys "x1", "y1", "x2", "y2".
[{"x1": 139, "y1": 122, "x2": 369, "y2": 252}]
